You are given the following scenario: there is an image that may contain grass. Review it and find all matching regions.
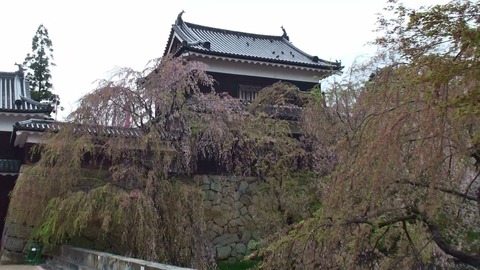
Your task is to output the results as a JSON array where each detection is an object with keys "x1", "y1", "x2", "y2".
[{"x1": 217, "y1": 260, "x2": 259, "y2": 270}]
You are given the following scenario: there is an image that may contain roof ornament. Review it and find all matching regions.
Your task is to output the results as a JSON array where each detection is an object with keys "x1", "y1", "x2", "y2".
[
  {"x1": 175, "y1": 10, "x2": 185, "y2": 25},
  {"x1": 14, "y1": 99, "x2": 23, "y2": 109},
  {"x1": 203, "y1": 41, "x2": 211, "y2": 50},
  {"x1": 281, "y1": 26, "x2": 289, "y2": 41},
  {"x1": 14, "y1": 62, "x2": 25, "y2": 73}
]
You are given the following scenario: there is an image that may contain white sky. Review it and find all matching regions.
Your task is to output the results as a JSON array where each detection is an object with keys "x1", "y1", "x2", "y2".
[{"x1": 0, "y1": 0, "x2": 447, "y2": 120}]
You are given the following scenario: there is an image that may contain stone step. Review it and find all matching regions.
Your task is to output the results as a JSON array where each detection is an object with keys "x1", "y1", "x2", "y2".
[
  {"x1": 45, "y1": 256, "x2": 95, "y2": 270},
  {"x1": 51, "y1": 246, "x2": 194, "y2": 270}
]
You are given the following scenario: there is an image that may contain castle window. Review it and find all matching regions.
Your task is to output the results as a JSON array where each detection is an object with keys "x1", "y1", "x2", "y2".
[{"x1": 238, "y1": 84, "x2": 262, "y2": 102}]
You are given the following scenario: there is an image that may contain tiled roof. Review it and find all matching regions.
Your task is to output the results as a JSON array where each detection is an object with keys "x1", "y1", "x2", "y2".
[
  {"x1": 0, "y1": 70, "x2": 52, "y2": 114},
  {"x1": 14, "y1": 119, "x2": 61, "y2": 132},
  {"x1": 165, "y1": 16, "x2": 342, "y2": 71},
  {"x1": 0, "y1": 159, "x2": 21, "y2": 174},
  {"x1": 14, "y1": 119, "x2": 143, "y2": 138}
]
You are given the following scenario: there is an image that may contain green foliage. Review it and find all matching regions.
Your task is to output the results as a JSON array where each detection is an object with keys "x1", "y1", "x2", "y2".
[
  {"x1": 250, "y1": 82, "x2": 309, "y2": 107},
  {"x1": 217, "y1": 260, "x2": 260, "y2": 270},
  {"x1": 17, "y1": 160, "x2": 213, "y2": 267},
  {"x1": 307, "y1": 85, "x2": 324, "y2": 107},
  {"x1": 259, "y1": 0, "x2": 480, "y2": 269},
  {"x1": 14, "y1": 55, "x2": 332, "y2": 269},
  {"x1": 23, "y1": 24, "x2": 59, "y2": 105}
]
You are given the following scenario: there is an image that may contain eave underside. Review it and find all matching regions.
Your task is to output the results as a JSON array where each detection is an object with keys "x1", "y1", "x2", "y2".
[
  {"x1": 183, "y1": 52, "x2": 337, "y2": 84},
  {"x1": 208, "y1": 72, "x2": 318, "y2": 94}
]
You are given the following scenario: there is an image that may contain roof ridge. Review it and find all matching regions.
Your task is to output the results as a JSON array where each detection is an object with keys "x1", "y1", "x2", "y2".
[
  {"x1": 16, "y1": 118, "x2": 140, "y2": 130},
  {"x1": 184, "y1": 21, "x2": 284, "y2": 41},
  {"x1": 0, "y1": 71, "x2": 16, "y2": 77},
  {"x1": 20, "y1": 95, "x2": 50, "y2": 108}
]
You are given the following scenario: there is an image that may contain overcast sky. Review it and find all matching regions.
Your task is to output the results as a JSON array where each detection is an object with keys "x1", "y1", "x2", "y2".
[{"x1": 0, "y1": 0, "x2": 447, "y2": 120}]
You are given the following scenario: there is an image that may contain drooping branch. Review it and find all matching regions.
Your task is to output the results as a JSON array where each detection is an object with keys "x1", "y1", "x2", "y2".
[
  {"x1": 343, "y1": 218, "x2": 374, "y2": 227},
  {"x1": 404, "y1": 207, "x2": 480, "y2": 268},
  {"x1": 425, "y1": 219, "x2": 480, "y2": 267},
  {"x1": 395, "y1": 179, "x2": 478, "y2": 202},
  {"x1": 377, "y1": 214, "x2": 417, "y2": 228},
  {"x1": 344, "y1": 209, "x2": 480, "y2": 268},
  {"x1": 402, "y1": 220, "x2": 423, "y2": 266}
]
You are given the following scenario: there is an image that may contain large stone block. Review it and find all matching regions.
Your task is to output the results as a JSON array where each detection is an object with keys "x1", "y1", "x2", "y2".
[
  {"x1": 211, "y1": 205, "x2": 222, "y2": 213},
  {"x1": 207, "y1": 190, "x2": 218, "y2": 201},
  {"x1": 232, "y1": 192, "x2": 240, "y2": 201},
  {"x1": 238, "y1": 181, "x2": 249, "y2": 193},
  {"x1": 207, "y1": 230, "x2": 217, "y2": 241},
  {"x1": 211, "y1": 223, "x2": 223, "y2": 236},
  {"x1": 231, "y1": 209, "x2": 240, "y2": 219},
  {"x1": 247, "y1": 240, "x2": 259, "y2": 251},
  {"x1": 203, "y1": 200, "x2": 212, "y2": 208},
  {"x1": 229, "y1": 218, "x2": 243, "y2": 227},
  {"x1": 199, "y1": 175, "x2": 210, "y2": 185},
  {"x1": 213, "y1": 215, "x2": 228, "y2": 227},
  {"x1": 3, "y1": 237, "x2": 25, "y2": 253},
  {"x1": 252, "y1": 231, "x2": 261, "y2": 241},
  {"x1": 222, "y1": 196, "x2": 234, "y2": 207},
  {"x1": 212, "y1": 233, "x2": 239, "y2": 246},
  {"x1": 235, "y1": 243, "x2": 247, "y2": 254},
  {"x1": 248, "y1": 205, "x2": 257, "y2": 216},
  {"x1": 4, "y1": 224, "x2": 31, "y2": 239},
  {"x1": 0, "y1": 249, "x2": 25, "y2": 264},
  {"x1": 241, "y1": 230, "x2": 252, "y2": 242},
  {"x1": 220, "y1": 202, "x2": 231, "y2": 211},
  {"x1": 216, "y1": 246, "x2": 231, "y2": 260},
  {"x1": 210, "y1": 181, "x2": 221, "y2": 192},
  {"x1": 247, "y1": 182, "x2": 260, "y2": 194},
  {"x1": 233, "y1": 201, "x2": 244, "y2": 209},
  {"x1": 241, "y1": 196, "x2": 252, "y2": 206}
]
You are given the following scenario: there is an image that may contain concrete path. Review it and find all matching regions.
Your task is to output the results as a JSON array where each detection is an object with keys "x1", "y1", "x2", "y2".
[{"x1": 0, "y1": 266, "x2": 44, "y2": 269}]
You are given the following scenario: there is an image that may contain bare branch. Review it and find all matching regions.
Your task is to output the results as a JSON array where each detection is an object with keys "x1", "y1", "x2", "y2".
[
  {"x1": 378, "y1": 214, "x2": 417, "y2": 228},
  {"x1": 395, "y1": 179, "x2": 478, "y2": 202},
  {"x1": 424, "y1": 218, "x2": 480, "y2": 267},
  {"x1": 402, "y1": 220, "x2": 423, "y2": 266}
]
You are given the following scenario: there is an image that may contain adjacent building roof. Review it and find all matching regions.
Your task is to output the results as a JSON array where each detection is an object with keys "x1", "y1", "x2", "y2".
[
  {"x1": 13, "y1": 119, "x2": 142, "y2": 137},
  {"x1": 0, "y1": 69, "x2": 52, "y2": 115},
  {"x1": 164, "y1": 12, "x2": 343, "y2": 72},
  {"x1": 0, "y1": 159, "x2": 21, "y2": 174},
  {"x1": 12, "y1": 119, "x2": 144, "y2": 147},
  {"x1": 13, "y1": 118, "x2": 61, "y2": 133}
]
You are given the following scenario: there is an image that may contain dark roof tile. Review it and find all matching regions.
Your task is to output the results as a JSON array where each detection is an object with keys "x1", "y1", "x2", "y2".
[
  {"x1": 14, "y1": 119, "x2": 143, "y2": 138},
  {"x1": 165, "y1": 21, "x2": 342, "y2": 71},
  {"x1": 0, "y1": 159, "x2": 21, "y2": 173},
  {"x1": 0, "y1": 71, "x2": 52, "y2": 114}
]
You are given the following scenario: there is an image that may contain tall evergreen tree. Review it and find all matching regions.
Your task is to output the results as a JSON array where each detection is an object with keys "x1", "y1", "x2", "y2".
[{"x1": 23, "y1": 24, "x2": 58, "y2": 104}]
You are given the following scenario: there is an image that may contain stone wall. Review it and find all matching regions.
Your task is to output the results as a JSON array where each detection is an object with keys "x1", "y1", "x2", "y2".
[
  {"x1": 0, "y1": 168, "x2": 275, "y2": 264},
  {"x1": 196, "y1": 175, "x2": 270, "y2": 263},
  {"x1": 0, "y1": 223, "x2": 33, "y2": 264},
  {"x1": 0, "y1": 165, "x2": 36, "y2": 264}
]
